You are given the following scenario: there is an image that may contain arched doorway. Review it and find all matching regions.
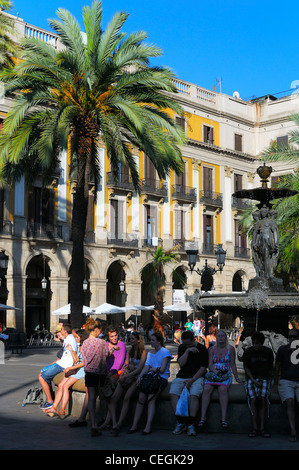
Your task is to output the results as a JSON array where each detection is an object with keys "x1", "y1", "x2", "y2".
[
  {"x1": 26, "y1": 254, "x2": 50, "y2": 334},
  {"x1": 232, "y1": 270, "x2": 245, "y2": 292},
  {"x1": 106, "y1": 261, "x2": 126, "y2": 326}
]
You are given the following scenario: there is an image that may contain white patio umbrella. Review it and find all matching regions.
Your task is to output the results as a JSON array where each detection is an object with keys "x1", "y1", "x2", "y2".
[
  {"x1": 91, "y1": 303, "x2": 126, "y2": 314},
  {"x1": 123, "y1": 304, "x2": 155, "y2": 327},
  {"x1": 164, "y1": 302, "x2": 192, "y2": 312},
  {"x1": 164, "y1": 303, "x2": 193, "y2": 330},
  {"x1": 52, "y1": 303, "x2": 94, "y2": 315}
]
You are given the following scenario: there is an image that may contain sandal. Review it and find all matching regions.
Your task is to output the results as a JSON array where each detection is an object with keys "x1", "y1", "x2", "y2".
[
  {"x1": 198, "y1": 419, "x2": 207, "y2": 428},
  {"x1": 248, "y1": 429, "x2": 258, "y2": 437},
  {"x1": 260, "y1": 429, "x2": 271, "y2": 438},
  {"x1": 111, "y1": 426, "x2": 119, "y2": 437},
  {"x1": 220, "y1": 420, "x2": 228, "y2": 428},
  {"x1": 44, "y1": 407, "x2": 57, "y2": 414}
]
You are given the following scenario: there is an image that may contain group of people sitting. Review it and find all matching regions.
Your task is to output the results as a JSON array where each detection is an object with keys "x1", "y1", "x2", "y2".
[
  {"x1": 37, "y1": 319, "x2": 299, "y2": 442},
  {"x1": 38, "y1": 319, "x2": 172, "y2": 437}
]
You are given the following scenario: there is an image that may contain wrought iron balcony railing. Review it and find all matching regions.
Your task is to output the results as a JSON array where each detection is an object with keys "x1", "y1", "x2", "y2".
[
  {"x1": 199, "y1": 190, "x2": 223, "y2": 208},
  {"x1": 140, "y1": 178, "x2": 168, "y2": 198},
  {"x1": 171, "y1": 184, "x2": 197, "y2": 202}
]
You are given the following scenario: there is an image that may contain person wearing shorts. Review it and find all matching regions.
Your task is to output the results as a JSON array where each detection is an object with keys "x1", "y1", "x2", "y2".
[
  {"x1": 274, "y1": 328, "x2": 299, "y2": 442},
  {"x1": 243, "y1": 331, "x2": 274, "y2": 438},
  {"x1": 170, "y1": 330, "x2": 208, "y2": 436},
  {"x1": 38, "y1": 323, "x2": 78, "y2": 410}
]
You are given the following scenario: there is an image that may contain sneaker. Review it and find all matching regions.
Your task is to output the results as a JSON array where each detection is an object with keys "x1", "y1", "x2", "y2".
[
  {"x1": 172, "y1": 423, "x2": 187, "y2": 435},
  {"x1": 39, "y1": 401, "x2": 53, "y2": 410},
  {"x1": 187, "y1": 424, "x2": 196, "y2": 436}
]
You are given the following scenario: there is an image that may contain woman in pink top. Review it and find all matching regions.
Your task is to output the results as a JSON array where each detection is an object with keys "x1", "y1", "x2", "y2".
[{"x1": 81, "y1": 319, "x2": 109, "y2": 436}]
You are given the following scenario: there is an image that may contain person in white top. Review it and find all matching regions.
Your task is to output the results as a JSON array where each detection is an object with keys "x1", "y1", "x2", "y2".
[
  {"x1": 38, "y1": 324, "x2": 78, "y2": 410},
  {"x1": 128, "y1": 331, "x2": 172, "y2": 435}
]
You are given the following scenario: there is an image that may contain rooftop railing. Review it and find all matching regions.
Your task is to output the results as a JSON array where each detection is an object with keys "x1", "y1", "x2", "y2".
[{"x1": 172, "y1": 78, "x2": 216, "y2": 104}]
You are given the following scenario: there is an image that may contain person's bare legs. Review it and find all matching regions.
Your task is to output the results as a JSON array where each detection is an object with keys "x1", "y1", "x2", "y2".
[
  {"x1": 142, "y1": 393, "x2": 158, "y2": 433},
  {"x1": 285, "y1": 398, "x2": 297, "y2": 440},
  {"x1": 117, "y1": 383, "x2": 137, "y2": 429},
  {"x1": 129, "y1": 392, "x2": 146, "y2": 431},
  {"x1": 218, "y1": 385, "x2": 229, "y2": 423},
  {"x1": 38, "y1": 372, "x2": 53, "y2": 404},
  {"x1": 199, "y1": 384, "x2": 213, "y2": 422}
]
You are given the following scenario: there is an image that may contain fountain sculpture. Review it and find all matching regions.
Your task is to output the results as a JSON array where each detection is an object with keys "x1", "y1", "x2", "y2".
[{"x1": 189, "y1": 163, "x2": 299, "y2": 335}]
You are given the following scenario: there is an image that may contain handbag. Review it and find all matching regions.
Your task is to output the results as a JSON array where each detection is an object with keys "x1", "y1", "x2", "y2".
[
  {"x1": 205, "y1": 369, "x2": 229, "y2": 383},
  {"x1": 137, "y1": 369, "x2": 162, "y2": 395},
  {"x1": 98, "y1": 375, "x2": 115, "y2": 399},
  {"x1": 175, "y1": 386, "x2": 190, "y2": 417}
]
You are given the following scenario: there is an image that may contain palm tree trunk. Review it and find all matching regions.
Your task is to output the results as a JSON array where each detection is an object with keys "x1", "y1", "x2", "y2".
[
  {"x1": 153, "y1": 285, "x2": 165, "y2": 336},
  {"x1": 70, "y1": 154, "x2": 89, "y2": 327}
]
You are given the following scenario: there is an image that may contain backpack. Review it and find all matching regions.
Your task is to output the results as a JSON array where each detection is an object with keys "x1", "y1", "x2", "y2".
[{"x1": 22, "y1": 387, "x2": 43, "y2": 406}]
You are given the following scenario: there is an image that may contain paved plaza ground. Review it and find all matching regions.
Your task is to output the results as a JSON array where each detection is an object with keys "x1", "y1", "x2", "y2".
[{"x1": 0, "y1": 343, "x2": 298, "y2": 457}]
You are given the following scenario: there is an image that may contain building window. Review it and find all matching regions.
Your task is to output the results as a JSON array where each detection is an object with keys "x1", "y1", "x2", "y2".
[
  {"x1": 234, "y1": 134, "x2": 243, "y2": 152},
  {"x1": 110, "y1": 199, "x2": 124, "y2": 240},
  {"x1": 28, "y1": 186, "x2": 55, "y2": 228},
  {"x1": 175, "y1": 116, "x2": 186, "y2": 132},
  {"x1": 203, "y1": 214, "x2": 213, "y2": 253},
  {"x1": 234, "y1": 219, "x2": 247, "y2": 257},
  {"x1": 203, "y1": 166, "x2": 213, "y2": 194},
  {"x1": 144, "y1": 154, "x2": 157, "y2": 181},
  {"x1": 203, "y1": 125, "x2": 214, "y2": 145},
  {"x1": 144, "y1": 204, "x2": 157, "y2": 245},
  {"x1": 174, "y1": 208, "x2": 185, "y2": 242},
  {"x1": 277, "y1": 135, "x2": 288, "y2": 148},
  {"x1": 234, "y1": 173, "x2": 243, "y2": 191}
]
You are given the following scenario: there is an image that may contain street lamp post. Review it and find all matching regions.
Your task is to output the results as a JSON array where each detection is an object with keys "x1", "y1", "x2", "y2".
[
  {"x1": 186, "y1": 244, "x2": 226, "y2": 276},
  {"x1": 185, "y1": 244, "x2": 226, "y2": 333}
]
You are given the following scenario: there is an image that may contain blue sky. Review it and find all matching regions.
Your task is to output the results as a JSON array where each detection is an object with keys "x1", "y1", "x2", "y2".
[{"x1": 11, "y1": 0, "x2": 299, "y2": 100}]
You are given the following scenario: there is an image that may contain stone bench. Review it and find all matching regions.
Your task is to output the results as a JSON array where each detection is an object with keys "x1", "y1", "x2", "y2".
[{"x1": 52, "y1": 372, "x2": 299, "y2": 434}]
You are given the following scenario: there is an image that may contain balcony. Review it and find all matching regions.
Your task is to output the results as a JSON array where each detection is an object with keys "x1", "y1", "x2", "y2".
[
  {"x1": 106, "y1": 172, "x2": 135, "y2": 192},
  {"x1": 27, "y1": 222, "x2": 63, "y2": 240},
  {"x1": 171, "y1": 184, "x2": 197, "y2": 203},
  {"x1": 140, "y1": 179, "x2": 168, "y2": 198},
  {"x1": 202, "y1": 243, "x2": 218, "y2": 255},
  {"x1": 108, "y1": 233, "x2": 138, "y2": 248},
  {"x1": 232, "y1": 196, "x2": 251, "y2": 210},
  {"x1": 0, "y1": 220, "x2": 13, "y2": 235},
  {"x1": 142, "y1": 237, "x2": 162, "y2": 248},
  {"x1": 199, "y1": 190, "x2": 223, "y2": 209},
  {"x1": 234, "y1": 247, "x2": 250, "y2": 259}
]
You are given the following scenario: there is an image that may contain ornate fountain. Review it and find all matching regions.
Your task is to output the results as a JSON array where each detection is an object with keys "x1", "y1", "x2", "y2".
[{"x1": 189, "y1": 163, "x2": 299, "y2": 335}]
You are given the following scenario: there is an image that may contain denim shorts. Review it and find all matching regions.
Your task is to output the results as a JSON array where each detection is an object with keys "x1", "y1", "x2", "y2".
[
  {"x1": 40, "y1": 363, "x2": 64, "y2": 383},
  {"x1": 278, "y1": 379, "x2": 299, "y2": 403},
  {"x1": 170, "y1": 377, "x2": 204, "y2": 397}
]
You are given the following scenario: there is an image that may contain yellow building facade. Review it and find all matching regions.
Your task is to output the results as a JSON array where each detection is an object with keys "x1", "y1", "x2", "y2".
[{"x1": 0, "y1": 14, "x2": 298, "y2": 334}]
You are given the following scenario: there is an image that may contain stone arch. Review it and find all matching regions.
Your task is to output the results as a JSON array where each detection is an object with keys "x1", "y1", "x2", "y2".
[
  {"x1": 25, "y1": 253, "x2": 53, "y2": 333},
  {"x1": 232, "y1": 269, "x2": 246, "y2": 292},
  {"x1": 106, "y1": 259, "x2": 127, "y2": 307}
]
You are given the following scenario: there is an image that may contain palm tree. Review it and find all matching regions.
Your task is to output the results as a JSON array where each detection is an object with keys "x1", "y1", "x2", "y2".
[
  {"x1": 0, "y1": 0, "x2": 19, "y2": 68},
  {"x1": 141, "y1": 246, "x2": 182, "y2": 331},
  {"x1": 0, "y1": 1, "x2": 185, "y2": 327},
  {"x1": 261, "y1": 123, "x2": 299, "y2": 277}
]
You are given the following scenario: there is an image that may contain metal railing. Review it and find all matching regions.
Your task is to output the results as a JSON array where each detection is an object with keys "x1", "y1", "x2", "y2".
[
  {"x1": 199, "y1": 190, "x2": 223, "y2": 208},
  {"x1": 140, "y1": 178, "x2": 168, "y2": 197},
  {"x1": 171, "y1": 184, "x2": 197, "y2": 202},
  {"x1": 27, "y1": 222, "x2": 63, "y2": 239}
]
